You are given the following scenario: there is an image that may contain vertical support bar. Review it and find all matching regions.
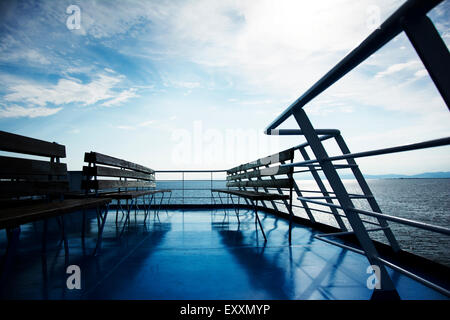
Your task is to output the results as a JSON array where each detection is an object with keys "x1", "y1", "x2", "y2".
[
  {"x1": 229, "y1": 194, "x2": 240, "y2": 223},
  {"x1": 60, "y1": 216, "x2": 69, "y2": 260},
  {"x1": 402, "y1": 15, "x2": 450, "y2": 110},
  {"x1": 126, "y1": 199, "x2": 130, "y2": 226},
  {"x1": 182, "y1": 172, "x2": 185, "y2": 205},
  {"x1": 288, "y1": 162, "x2": 294, "y2": 245},
  {"x1": 42, "y1": 219, "x2": 48, "y2": 255},
  {"x1": 210, "y1": 171, "x2": 213, "y2": 205},
  {"x1": 298, "y1": 147, "x2": 346, "y2": 230},
  {"x1": 94, "y1": 205, "x2": 109, "y2": 256},
  {"x1": 156, "y1": 192, "x2": 165, "y2": 218},
  {"x1": 81, "y1": 209, "x2": 86, "y2": 241},
  {"x1": 115, "y1": 199, "x2": 120, "y2": 224},
  {"x1": 254, "y1": 200, "x2": 267, "y2": 242},
  {"x1": 334, "y1": 134, "x2": 400, "y2": 252},
  {"x1": 292, "y1": 107, "x2": 399, "y2": 299}
]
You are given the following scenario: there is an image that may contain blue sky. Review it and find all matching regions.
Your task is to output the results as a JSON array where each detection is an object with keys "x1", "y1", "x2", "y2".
[{"x1": 0, "y1": 0, "x2": 449, "y2": 175}]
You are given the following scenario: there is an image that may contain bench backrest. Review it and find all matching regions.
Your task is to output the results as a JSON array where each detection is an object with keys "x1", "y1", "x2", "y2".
[
  {"x1": 82, "y1": 152, "x2": 155, "y2": 194},
  {"x1": 0, "y1": 131, "x2": 69, "y2": 199},
  {"x1": 226, "y1": 148, "x2": 294, "y2": 190}
]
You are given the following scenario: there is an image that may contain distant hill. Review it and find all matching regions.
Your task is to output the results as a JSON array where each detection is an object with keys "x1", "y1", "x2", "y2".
[
  {"x1": 308, "y1": 171, "x2": 450, "y2": 180},
  {"x1": 357, "y1": 171, "x2": 450, "y2": 179}
]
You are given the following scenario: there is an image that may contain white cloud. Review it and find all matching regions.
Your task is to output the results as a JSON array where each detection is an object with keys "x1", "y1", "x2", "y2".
[
  {"x1": 161, "y1": 76, "x2": 202, "y2": 89},
  {"x1": 0, "y1": 104, "x2": 62, "y2": 118},
  {"x1": 116, "y1": 125, "x2": 136, "y2": 130},
  {"x1": 138, "y1": 120, "x2": 155, "y2": 127},
  {"x1": 15, "y1": 49, "x2": 50, "y2": 65},
  {"x1": 115, "y1": 119, "x2": 156, "y2": 130},
  {"x1": 374, "y1": 60, "x2": 422, "y2": 78},
  {"x1": 414, "y1": 69, "x2": 429, "y2": 79},
  {"x1": 101, "y1": 88, "x2": 138, "y2": 107},
  {"x1": 4, "y1": 73, "x2": 137, "y2": 108}
]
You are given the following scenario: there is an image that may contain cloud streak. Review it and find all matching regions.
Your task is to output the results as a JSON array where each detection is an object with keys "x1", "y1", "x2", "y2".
[
  {"x1": 2, "y1": 73, "x2": 138, "y2": 111},
  {"x1": 0, "y1": 104, "x2": 62, "y2": 118}
]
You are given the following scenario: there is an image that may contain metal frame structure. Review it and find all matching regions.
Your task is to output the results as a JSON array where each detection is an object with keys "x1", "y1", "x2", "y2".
[{"x1": 262, "y1": 0, "x2": 449, "y2": 299}]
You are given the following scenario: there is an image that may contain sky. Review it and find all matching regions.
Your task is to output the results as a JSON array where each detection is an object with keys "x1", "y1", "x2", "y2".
[{"x1": 0, "y1": 0, "x2": 449, "y2": 177}]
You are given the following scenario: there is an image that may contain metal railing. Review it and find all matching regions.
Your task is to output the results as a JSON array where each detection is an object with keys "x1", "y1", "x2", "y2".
[
  {"x1": 154, "y1": 170, "x2": 227, "y2": 205},
  {"x1": 261, "y1": 0, "x2": 450, "y2": 298}
]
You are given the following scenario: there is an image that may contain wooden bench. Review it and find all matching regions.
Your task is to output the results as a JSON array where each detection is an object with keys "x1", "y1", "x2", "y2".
[
  {"x1": 0, "y1": 131, "x2": 111, "y2": 275},
  {"x1": 82, "y1": 152, "x2": 171, "y2": 226},
  {"x1": 212, "y1": 149, "x2": 295, "y2": 241}
]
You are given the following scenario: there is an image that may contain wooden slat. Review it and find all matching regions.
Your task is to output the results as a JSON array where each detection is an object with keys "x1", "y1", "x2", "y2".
[
  {"x1": 98, "y1": 189, "x2": 167, "y2": 199},
  {"x1": 227, "y1": 149, "x2": 294, "y2": 174},
  {"x1": 84, "y1": 152, "x2": 154, "y2": 174},
  {"x1": 227, "y1": 165, "x2": 292, "y2": 181},
  {"x1": 0, "y1": 131, "x2": 66, "y2": 158},
  {"x1": 82, "y1": 180, "x2": 156, "y2": 190},
  {"x1": 0, "y1": 198, "x2": 111, "y2": 229},
  {"x1": 0, "y1": 156, "x2": 67, "y2": 177},
  {"x1": 0, "y1": 181, "x2": 69, "y2": 198},
  {"x1": 83, "y1": 166, "x2": 154, "y2": 181},
  {"x1": 0, "y1": 175, "x2": 57, "y2": 181},
  {"x1": 226, "y1": 178, "x2": 292, "y2": 189},
  {"x1": 212, "y1": 189, "x2": 289, "y2": 200}
]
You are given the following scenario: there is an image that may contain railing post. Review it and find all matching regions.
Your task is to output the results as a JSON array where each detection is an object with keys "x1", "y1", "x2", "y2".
[
  {"x1": 297, "y1": 147, "x2": 344, "y2": 229},
  {"x1": 402, "y1": 15, "x2": 450, "y2": 110},
  {"x1": 182, "y1": 172, "x2": 185, "y2": 205},
  {"x1": 292, "y1": 107, "x2": 399, "y2": 299},
  {"x1": 333, "y1": 134, "x2": 400, "y2": 252},
  {"x1": 210, "y1": 171, "x2": 213, "y2": 205}
]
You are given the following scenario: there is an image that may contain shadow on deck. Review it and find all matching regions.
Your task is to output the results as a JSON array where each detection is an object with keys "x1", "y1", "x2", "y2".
[{"x1": 0, "y1": 208, "x2": 447, "y2": 300}]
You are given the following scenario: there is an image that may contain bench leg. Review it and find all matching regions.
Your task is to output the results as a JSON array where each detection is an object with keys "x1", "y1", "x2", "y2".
[
  {"x1": 211, "y1": 190, "x2": 215, "y2": 205},
  {"x1": 217, "y1": 192, "x2": 227, "y2": 216},
  {"x1": 93, "y1": 205, "x2": 109, "y2": 256},
  {"x1": 144, "y1": 194, "x2": 154, "y2": 224},
  {"x1": 155, "y1": 193, "x2": 165, "y2": 220},
  {"x1": 0, "y1": 227, "x2": 21, "y2": 285},
  {"x1": 167, "y1": 191, "x2": 172, "y2": 204},
  {"x1": 254, "y1": 201, "x2": 267, "y2": 242},
  {"x1": 42, "y1": 219, "x2": 48, "y2": 255},
  {"x1": 119, "y1": 200, "x2": 131, "y2": 237},
  {"x1": 228, "y1": 195, "x2": 240, "y2": 224},
  {"x1": 115, "y1": 200, "x2": 120, "y2": 224},
  {"x1": 126, "y1": 199, "x2": 131, "y2": 225},
  {"x1": 165, "y1": 191, "x2": 172, "y2": 215},
  {"x1": 81, "y1": 209, "x2": 86, "y2": 254},
  {"x1": 60, "y1": 216, "x2": 69, "y2": 263}
]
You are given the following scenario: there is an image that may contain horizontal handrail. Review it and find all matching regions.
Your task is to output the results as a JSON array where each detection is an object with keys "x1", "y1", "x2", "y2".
[
  {"x1": 267, "y1": 129, "x2": 340, "y2": 136},
  {"x1": 297, "y1": 196, "x2": 450, "y2": 236},
  {"x1": 265, "y1": 0, "x2": 443, "y2": 132},
  {"x1": 155, "y1": 169, "x2": 227, "y2": 173},
  {"x1": 284, "y1": 137, "x2": 450, "y2": 168},
  {"x1": 314, "y1": 235, "x2": 450, "y2": 297},
  {"x1": 377, "y1": 257, "x2": 450, "y2": 297},
  {"x1": 349, "y1": 207, "x2": 450, "y2": 236}
]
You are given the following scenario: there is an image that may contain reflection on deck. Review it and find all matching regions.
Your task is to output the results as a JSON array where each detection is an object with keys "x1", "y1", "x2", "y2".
[{"x1": 0, "y1": 209, "x2": 446, "y2": 300}]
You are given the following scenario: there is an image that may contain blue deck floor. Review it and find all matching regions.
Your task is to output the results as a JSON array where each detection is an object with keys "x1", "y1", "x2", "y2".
[{"x1": 0, "y1": 208, "x2": 446, "y2": 300}]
